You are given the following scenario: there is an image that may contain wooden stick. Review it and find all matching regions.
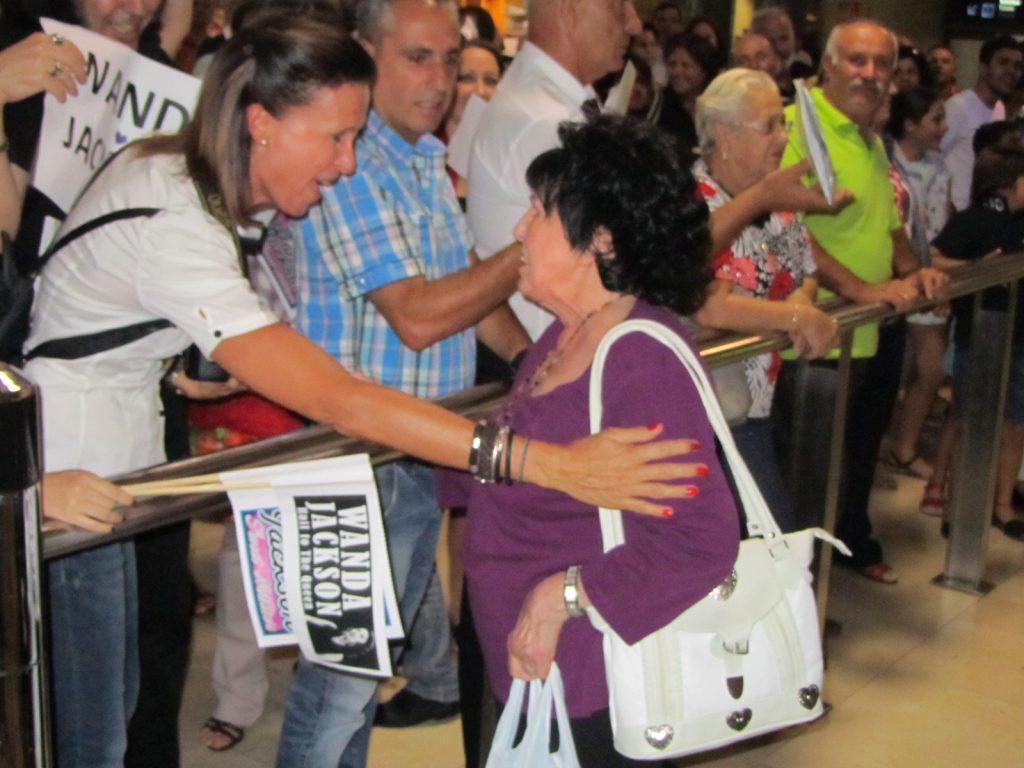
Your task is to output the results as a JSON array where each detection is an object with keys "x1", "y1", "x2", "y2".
[
  {"x1": 122, "y1": 479, "x2": 270, "y2": 496},
  {"x1": 121, "y1": 471, "x2": 226, "y2": 489}
]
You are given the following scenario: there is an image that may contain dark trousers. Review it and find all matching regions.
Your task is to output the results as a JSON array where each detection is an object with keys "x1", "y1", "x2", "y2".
[
  {"x1": 772, "y1": 321, "x2": 906, "y2": 566},
  {"x1": 455, "y1": 587, "x2": 487, "y2": 768},
  {"x1": 123, "y1": 522, "x2": 192, "y2": 768},
  {"x1": 124, "y1": 386, "x2": 192, "y2": 768},
  {"x1": 834, "y1": 321, "x2": 906, "y2": 566}
]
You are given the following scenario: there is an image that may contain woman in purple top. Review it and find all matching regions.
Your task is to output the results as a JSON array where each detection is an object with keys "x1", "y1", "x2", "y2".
[{"x1": 464, "y1": 116, "x2": 741, "y2": 767}]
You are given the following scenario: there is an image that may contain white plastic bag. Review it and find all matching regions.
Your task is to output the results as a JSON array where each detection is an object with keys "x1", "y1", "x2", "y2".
[{"x1": 484, "y1": 663, "x2": 581, "y2": 768}]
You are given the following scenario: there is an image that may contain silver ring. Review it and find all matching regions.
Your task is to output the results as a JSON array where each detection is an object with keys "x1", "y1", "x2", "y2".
[
  {"x1": 50, "y1": 33, "x2": 65, "y2": 46},
  {"x1": 49, "y1": 61, "x2": 63, "y2": 77}
]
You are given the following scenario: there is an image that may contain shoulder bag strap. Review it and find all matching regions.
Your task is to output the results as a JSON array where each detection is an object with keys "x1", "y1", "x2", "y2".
[
  {"x1": 588, "y1": 318, "x2": 785, "y2": 551},
  {"x1": 23, "y1": 207, "x2": 170, "y2": 361}
]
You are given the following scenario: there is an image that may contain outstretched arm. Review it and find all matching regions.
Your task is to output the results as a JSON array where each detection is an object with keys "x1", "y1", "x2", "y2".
[
  {"x1": 212, "y1": 323, "x2": 704, "y2": 516},
  {"x1": 368, "y1": 244, "x2": 522, "y2": 351}
]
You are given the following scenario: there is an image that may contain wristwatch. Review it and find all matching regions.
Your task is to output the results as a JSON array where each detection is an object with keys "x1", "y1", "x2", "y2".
[{"x1": 563, "y1": 565, "x2": 585, "y2": 617}]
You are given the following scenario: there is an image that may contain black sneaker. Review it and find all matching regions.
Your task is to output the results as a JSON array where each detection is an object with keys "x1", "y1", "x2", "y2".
[{"x1": 374, "y1": 689, "x2": 460, "y2": 728}]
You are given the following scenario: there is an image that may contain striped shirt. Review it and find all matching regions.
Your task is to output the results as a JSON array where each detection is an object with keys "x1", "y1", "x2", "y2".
[{"x1": 295, "y1": 111, "x2": 476, "y2": 398}]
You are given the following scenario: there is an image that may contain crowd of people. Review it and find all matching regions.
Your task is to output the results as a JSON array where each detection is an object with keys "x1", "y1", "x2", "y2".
[{"x1": 2, "y1": 1, "x2": 1023, "y2": 767}]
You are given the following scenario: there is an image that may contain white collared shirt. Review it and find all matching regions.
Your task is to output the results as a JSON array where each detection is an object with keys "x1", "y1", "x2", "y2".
[{"x1": 466, "y1": 42, "x2": 595, "y2": 340}]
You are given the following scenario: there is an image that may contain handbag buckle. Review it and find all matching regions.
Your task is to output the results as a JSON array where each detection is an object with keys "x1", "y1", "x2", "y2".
[{"x1": 722, "y1": 639, "x2": 750, "y2": 655}]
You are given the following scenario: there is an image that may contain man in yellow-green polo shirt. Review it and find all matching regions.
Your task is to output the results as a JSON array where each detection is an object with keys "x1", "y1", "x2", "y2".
[{"x1": 777, "y1": 19, "x2": 947, "y2": 585}]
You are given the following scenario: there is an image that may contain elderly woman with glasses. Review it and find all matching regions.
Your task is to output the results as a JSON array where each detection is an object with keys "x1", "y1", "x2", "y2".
[{"x1": 692, "y1": 68, "x2": 838, "y2": 531}]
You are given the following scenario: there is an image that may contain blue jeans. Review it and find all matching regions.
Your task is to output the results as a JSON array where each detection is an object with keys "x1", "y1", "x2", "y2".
[
  {"x1": 402, "y1": 566, "x2": 458, "y2": 702},
  {"x1": 275, "y1": 461, "x2": 443, "y2": 768},
  {"x1": 48, "y1": 541, "x2": 139, "y2": 768},
  {"x1": 337, "y1": 567, "x2": 460, "y2": 768}
]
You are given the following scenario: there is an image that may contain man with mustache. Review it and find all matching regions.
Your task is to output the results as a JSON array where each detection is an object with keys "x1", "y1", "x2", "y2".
[
  {"x1": 778, "y1": 20, "x2": 947, "y2": 586},
  {"x1": 941, "y1": 35, "x2": 1022, "y2": 211},
  {"x1": 278, "y1": 1, "x2": 529, "y2": 766}
]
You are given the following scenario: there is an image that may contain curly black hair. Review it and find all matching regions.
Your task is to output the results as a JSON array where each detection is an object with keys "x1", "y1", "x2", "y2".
[{"x1": 525, "y1": 115, "x2": 711, "y2": 316}]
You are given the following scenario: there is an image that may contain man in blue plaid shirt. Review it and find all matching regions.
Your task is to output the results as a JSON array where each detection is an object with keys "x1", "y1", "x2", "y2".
[{"x1": 277, "y1": 1, "x2": 529, "y2": 766}]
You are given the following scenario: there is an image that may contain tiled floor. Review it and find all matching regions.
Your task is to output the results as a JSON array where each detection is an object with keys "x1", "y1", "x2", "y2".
[{"x1": 181, "y1": 469, "x2": 1024, "y2": 768}]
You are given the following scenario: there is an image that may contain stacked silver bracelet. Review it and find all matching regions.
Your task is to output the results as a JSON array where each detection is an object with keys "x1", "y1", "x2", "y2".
[{"x1": 468, "y1": 421, "x2": 518, "y2": 484}]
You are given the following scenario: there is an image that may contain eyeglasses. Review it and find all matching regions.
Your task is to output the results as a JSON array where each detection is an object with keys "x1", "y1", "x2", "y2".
[{"x1": 733, "y1": 116, "x2": 793, "y2": 136}]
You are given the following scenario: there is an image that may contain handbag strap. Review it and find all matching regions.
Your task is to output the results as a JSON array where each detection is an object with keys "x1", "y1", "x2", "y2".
[{"x1": 588, "y1": 318, "x2": 785, "y2": 551}]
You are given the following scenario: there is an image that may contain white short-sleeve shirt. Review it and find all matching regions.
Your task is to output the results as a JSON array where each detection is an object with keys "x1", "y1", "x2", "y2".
[{"x1": 25, "y1": 149, "x2": 278, "y2": 475}]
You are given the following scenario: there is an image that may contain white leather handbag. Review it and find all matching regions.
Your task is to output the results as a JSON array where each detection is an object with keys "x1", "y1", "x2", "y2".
[{"x1": 586, "y1": 319, "x2": 850, "y2": 760}]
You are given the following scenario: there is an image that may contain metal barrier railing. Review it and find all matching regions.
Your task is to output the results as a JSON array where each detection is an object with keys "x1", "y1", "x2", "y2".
[
  {"x1": 1, "y1": 366, "x2": 50, "y2": 767},
  {"x1": 5, "y1": 252, "x2": 1024, "y2": 763}
]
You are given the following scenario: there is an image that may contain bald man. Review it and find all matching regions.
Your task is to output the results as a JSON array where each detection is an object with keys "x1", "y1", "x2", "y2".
[
  {"x1": 731, "y1": 31, "x2": 781, "y2": 79},
  {"x1": 466, "y1": 0, "x2": 642, "y2": 339}
]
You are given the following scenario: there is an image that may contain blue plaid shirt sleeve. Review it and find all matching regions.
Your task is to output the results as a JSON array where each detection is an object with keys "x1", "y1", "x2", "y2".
[{"x1": 307, "y1": 164, "x2": 425, "y2": 300}]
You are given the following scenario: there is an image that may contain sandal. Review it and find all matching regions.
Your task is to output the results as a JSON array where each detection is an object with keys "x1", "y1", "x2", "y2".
[
  {"x1": 857, "y1": 562, "x2": 899, "y2": 585},
  {"x1": 919, "y1": 483, "x2": 945, "y2": 517},
  {"x1": 882, "y1": 449, "x2": 933, "y2": 481},
  {"x1": 200, "y1": 717, "x2": 244, "y2": 752}
]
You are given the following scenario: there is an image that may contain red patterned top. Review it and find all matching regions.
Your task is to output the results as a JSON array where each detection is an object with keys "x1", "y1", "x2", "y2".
[{"x1": 693, "y1": 159, "x2": 816, "y2": 417}]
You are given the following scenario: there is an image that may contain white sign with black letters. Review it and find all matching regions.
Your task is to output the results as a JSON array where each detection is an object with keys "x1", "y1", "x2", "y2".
[
  {"x1": 224, "y1": 456, "x2": 401, "y2": 677},
  {"x1": 36, "y1": 19, "x2": 199, "y2": 236}
]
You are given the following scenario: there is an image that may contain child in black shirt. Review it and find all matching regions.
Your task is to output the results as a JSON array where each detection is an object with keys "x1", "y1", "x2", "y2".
[{"x1": 930, "y1": 144, "x2": 1024, "y2": 540}]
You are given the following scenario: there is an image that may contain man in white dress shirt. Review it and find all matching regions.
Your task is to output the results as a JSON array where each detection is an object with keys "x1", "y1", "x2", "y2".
[
  {"x1": 466, "y1": 0, "x2": 642, "y2": 339},
  {"x1": 941, "y1": 35, "x2": 1022, "y2": 211}
]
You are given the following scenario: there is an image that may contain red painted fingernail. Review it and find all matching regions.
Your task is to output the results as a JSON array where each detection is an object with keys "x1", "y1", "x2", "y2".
[
  {"x1": 683, "y1": 486, "x2": 699, "y2": 497},
  {"x1": 662, "y1": 507, "x2": 674, "y2": 517},
  {"x1": 696, "y1": 464, "x2": 709, "y2": 477},
  {"x1": 647, "y1": 422, "x2": 661, "y2": 430},
  {"x1": 690, "y1": 440, "x2": 701, "y2": 451}
]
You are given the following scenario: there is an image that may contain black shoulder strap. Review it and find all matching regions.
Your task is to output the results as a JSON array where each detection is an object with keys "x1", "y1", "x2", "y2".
[
  {"x1": 28, "y1": 159, "x2": 252, "y2": 362},
  {"x1": 24, "y1": 206, "x2": 167, "y2": 361},
  {"x1": 36, "y1": 207, "x2": 162, "y2": 272},
  {"x1": 24, "y1": 318, "x2": 173, "y2": 361}
]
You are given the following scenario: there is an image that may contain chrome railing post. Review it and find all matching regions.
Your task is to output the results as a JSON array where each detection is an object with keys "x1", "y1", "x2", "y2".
[
  {"x1": 937, "y1": 280, "x2": 1018, "y2": 594},
  {"x1": 815, "y1": 332, "x2": 853, "y2": 635},
  {"x1": 0, "y1": 363, "x2": 51, "y2": 767}
]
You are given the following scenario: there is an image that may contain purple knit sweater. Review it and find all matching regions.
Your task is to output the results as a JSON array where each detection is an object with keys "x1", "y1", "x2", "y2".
[{"x1": 463, "y1": 300, "x2": 740, "y2": 717}]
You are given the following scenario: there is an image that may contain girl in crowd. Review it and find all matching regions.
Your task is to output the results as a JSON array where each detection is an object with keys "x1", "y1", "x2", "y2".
[
  {"x1": 883, "y1": 86, "x2": 953, "y2": 489},
  {"x1": 893, "y1": 45, "x2": 933, "y2": 93},
  {"x1": 439, "y1": 39, "x2": 503, "y2": 200},
  {"x1": 650, "y1": 32, "x2": 719, "y2": 157},
  {"x1": 22, "y1": 19, "x2": 700, "y2": 767},
  {"x1": 929, "y1": 145, "x2": 1024, "y2": 541}
]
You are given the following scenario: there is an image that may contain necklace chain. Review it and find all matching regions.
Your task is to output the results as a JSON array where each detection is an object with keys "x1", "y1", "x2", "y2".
[{"x1": 495, "y1": 295, "x2": 625, "y2": 427}]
